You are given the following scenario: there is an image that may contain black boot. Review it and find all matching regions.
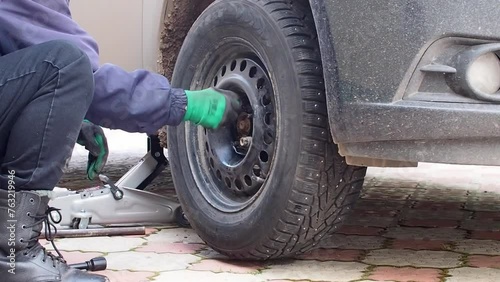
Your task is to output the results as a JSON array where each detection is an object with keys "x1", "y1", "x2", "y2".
[{"x1": 0, "y1": 190, "x2": 109, "y2": 281}]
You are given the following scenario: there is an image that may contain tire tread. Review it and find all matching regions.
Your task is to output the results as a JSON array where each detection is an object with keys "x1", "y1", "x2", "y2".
[{"x1": 212, "y1": 0, "x2": 367, "y2": 259}]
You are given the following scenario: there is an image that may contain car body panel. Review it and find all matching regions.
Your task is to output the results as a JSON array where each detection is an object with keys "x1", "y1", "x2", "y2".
[
  {"x1": 322, "y1": 0, "x2": 500, "y2": 105},
  {"x1": 309, "y1": 0, "x2": 500, "y2": 165},
  {"x1": 311, "y1": 0, "x2": 500, "y2": 139}
]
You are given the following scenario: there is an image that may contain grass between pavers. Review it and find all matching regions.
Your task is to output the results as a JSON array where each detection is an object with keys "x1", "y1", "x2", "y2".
[
  {"x1": 357, "y1": 249, "x2": 371, "y2": 262},
  {"x1": 148, "y1": 272, "x2": 160, "y2": 281},
  {"x1": 441, "y1": 242, "x2": 455, "y2": 252},
  {"x1": 187, "y1": 244, "x2": 210, "y2": 256},
  {"x1": 380, "y1": 237, "x2": 393, "y2": 249},
  {"x1": 355, "y1": 264, "x2": 376, "y2": 281},
  {"x1": 439, "y1": 269, "x2": 450, "y2": 282},
  {"x1": 458, "y1": 253, "x2": 469, "y2": 268}
]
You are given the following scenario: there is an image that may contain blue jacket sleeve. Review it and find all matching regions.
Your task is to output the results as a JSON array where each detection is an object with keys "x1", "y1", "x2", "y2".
[{"x1": 0, "y1": 0, "x2": 187, "y2": 134}]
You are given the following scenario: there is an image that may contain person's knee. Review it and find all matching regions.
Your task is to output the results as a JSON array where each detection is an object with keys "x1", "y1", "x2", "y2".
[
  {"x1": 41, "y1": 40, "x2": 86, "y2": 60},
  {"x1": 38, "y1": 40, "x2": 91, "y2": 73},
  {"x1": 41, "y1": 40, "x2": 94, "y2": 104}
]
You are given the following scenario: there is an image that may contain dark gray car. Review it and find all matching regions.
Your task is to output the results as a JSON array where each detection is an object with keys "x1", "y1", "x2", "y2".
[{"x1": 161, "y1": 0, "x2": 500, "y2": 259}]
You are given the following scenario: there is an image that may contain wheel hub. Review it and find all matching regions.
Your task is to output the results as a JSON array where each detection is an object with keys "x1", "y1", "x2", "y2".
[
  {"x1": 237, "y1": 112, "x2": 252, "y2": 137},
  {"x1": 200, "y1": 58, "x2": 276, "y2": 199}
]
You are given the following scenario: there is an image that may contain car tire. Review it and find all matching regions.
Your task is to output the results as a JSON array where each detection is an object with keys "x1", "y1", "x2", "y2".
[{"x1": 167, "y1": 0, "x2": 367, "y2": 259}]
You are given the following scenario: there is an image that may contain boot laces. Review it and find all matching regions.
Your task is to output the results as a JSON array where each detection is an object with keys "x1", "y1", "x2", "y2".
[{"x1": 25, "y1": 207, "x2": 66, "y2": 267}]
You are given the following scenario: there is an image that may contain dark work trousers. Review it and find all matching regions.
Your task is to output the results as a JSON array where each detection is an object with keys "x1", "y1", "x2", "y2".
[{"x1": 0, "y1": 40, "x2": 94, "y2": 191}]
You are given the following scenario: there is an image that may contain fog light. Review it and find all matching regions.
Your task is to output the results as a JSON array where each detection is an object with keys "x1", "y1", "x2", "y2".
[
  {"x1": 467, "y1": 52, "x2": 500, "y2": 94},
  {"x1": 446, "y1": 43, "x2": 500, "y2": 102}
]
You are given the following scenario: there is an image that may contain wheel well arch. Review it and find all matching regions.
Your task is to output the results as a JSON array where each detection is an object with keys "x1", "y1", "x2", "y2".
[
  {"x1": 159, "y1": 0, "x2": 214, "y2": 78},
  {"x1": 159, "y1": 0, "x2": 327, "y2": 77}
]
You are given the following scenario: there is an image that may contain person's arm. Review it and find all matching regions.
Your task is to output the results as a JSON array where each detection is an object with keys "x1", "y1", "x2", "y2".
[{"x1": 0, "y1": 0, "x2": 187, "y2": 134}]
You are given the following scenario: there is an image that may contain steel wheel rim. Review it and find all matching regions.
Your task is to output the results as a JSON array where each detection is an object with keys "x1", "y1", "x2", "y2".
[{"x1": 185, "y1": 50, "x2": 277, "y2": 212}]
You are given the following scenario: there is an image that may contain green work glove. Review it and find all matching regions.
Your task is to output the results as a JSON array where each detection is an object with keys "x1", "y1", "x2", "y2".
[
  {"x1": 77, "y1": 120, "x2": 109, "y2": 180},
  {"x1": 183, "y1": 88, "x2": 241, "y2": 129}
]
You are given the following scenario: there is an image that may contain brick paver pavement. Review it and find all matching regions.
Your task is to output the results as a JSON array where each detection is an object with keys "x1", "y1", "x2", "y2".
[{"x1": 54, "y1": 131, "x2": 500, "y2": 281}]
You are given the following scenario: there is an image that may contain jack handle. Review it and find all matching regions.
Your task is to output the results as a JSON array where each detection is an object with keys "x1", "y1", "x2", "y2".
[
  {"x1": 69, "y1": 256, "x2": 107, "y2": 272},
  {"x1": 99, "y1": 174, "x2": 124, "y2": 200}
]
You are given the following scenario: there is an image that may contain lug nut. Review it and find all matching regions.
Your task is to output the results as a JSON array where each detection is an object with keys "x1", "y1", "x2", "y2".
[{"x1": 239, "y1": 137, "x2": 252, "y2": 147}]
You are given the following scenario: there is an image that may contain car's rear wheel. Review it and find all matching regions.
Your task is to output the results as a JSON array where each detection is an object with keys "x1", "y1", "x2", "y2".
[{"x1": 167, "y1": 0, "x2": 367, "y2": 259}]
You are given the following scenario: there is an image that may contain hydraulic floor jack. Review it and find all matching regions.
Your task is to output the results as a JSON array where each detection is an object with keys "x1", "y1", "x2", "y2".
[{"x1": 47, "y1": 136, "x2": 189, "y2": 272}]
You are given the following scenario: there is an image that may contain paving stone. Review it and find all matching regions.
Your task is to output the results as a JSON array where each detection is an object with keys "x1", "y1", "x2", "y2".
[
  {"x1": 355, "y1": 199, "x2": 406, "y2": 211},
  {"x1": 260, "y1": 260, "x2": 367, "y2": 282},
  {"x1": 362, "y1": 186, "x2": 416, "y2": 193},
  {"x1": 470, "y1": 231, "x2": 500, "y2": 240},
  {"x1": 467, "y1": 191, "x2": 500, "y2": 201},
  {"x1": 384, "y1": 227, "x2": 466, "y2": 241},
  {"x1": 470, "y1": 190, "x2": 500, "y2": 196},
  {"x1": 49, "y1": 237, "x2": 146, "y2": 253},
  {"x1": 402, "y1": 209, "x2": 467, "y2": 221},
  {"x1": 465, "y1": 204, "x2": 500, "y2": 212},
  {"x1": 367, "y1": 178, "x2": 419, "y2": 189},
  {"x1": 145, "y1": 227, "x2": 159, "y2": 235},
  {"x1": 401, "y1": 219, "x2": 459, "y2": 228},
  {"x1": 153, "y1": 270, "x2": 260, "y2": 282},
  {"x1": 411, "y1": 188, "x2": 468, "y2": 202},
  {"x1": 266, "y1": 280, "x2": 310, "y2": 282},
  {"x1": 411, "y1": 201, "x2": 464, "y2": 211},
  {"x1": 466, "y1": 199, "x2": 500, "y2": 207},
  {"x1": 144, "y1": 228, "x2": 205, "y2": 244},
  {"x1": 337, "y1": 226, "x2": 384, "y2": 236},
  {"x1": 447, "y1": 267, "x2": 500, "y2": 282},
  {"x1": 100, "y1": 270, "x2": 155, "y2": 282},
  {"x1": 460, "y1": 220, "x2": 500, "y2": 231},
  {"x1": 352, "y1": 208, "x2": 398, "y2": 217},
  {"x1": 298, "y1": 249, "x2": 363, "y2": 262},
  {"x1": 368, "y1": 266, "x2": 442, "y2": 282},
  {"x1": 455, "y1": 240, "x2": 500, "y2": 255},
  {"x1": 465, "y1": 196, "x2": 500, "y2": 211},
  {"x1": 105, "y1": 252, "x2": 199, "y2": 272},
  {"x1": 390, "y1": 239, "x2": 452, "y2": 251},
  {"x1": 188, "y1": 259, "x2": 265, "y2": 274},
  {"x1": 474, "y1": 211, "x2": 500, "y2": 221},
  {"x1": 59, "y1": 251, "x2": 105, "y2": 264},
  {"x1": 357, "y1": 280, "x2": 397, "y2": 282},
  {"x1": 345, "y1": 215, "x2": 396, "y2": 228},
  {"x1": 361, "y1": 187, "x2": 415, "y2": 200},
  {"x1": 319, "y1": 234, "x2": 386, "y2": 250},
  {"x1": 363, "y1": 249, "x2": 462, "y2": 268},
  {"x1": 416, "y1": 180, "x2": 480, "y2": 191},
  {"x1": 136, "y1": 242, "x2": 206, "y2": 254},
  {"x1": 361, "y1": 191, "x2": 407, "y2": 201},
  {"x1": 468, "y1": 255, "x2": 500, "y2": 268}
]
